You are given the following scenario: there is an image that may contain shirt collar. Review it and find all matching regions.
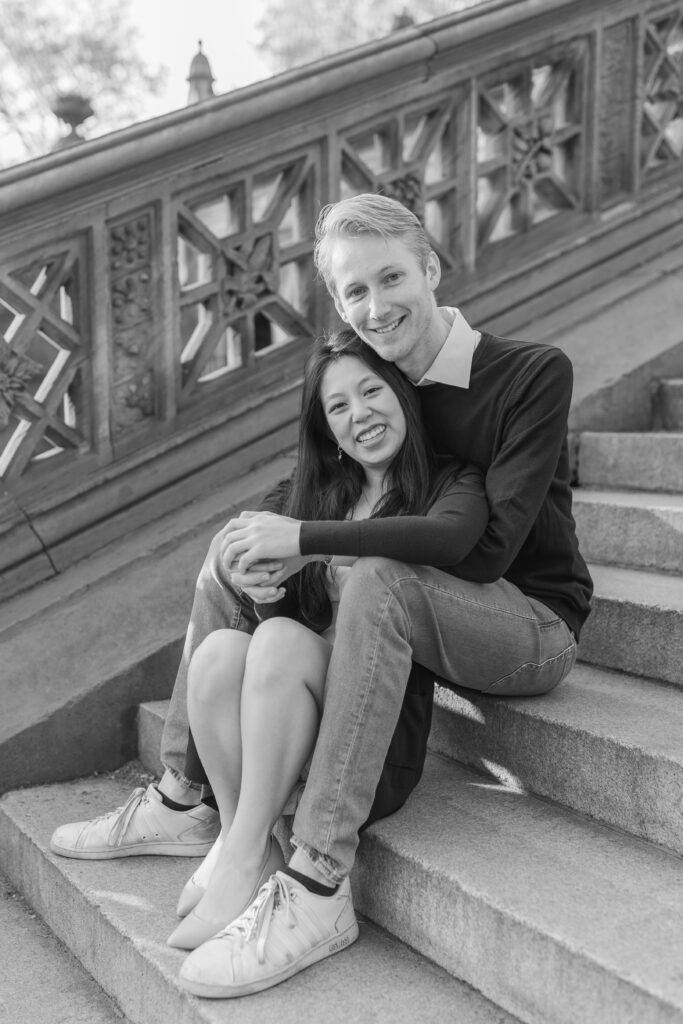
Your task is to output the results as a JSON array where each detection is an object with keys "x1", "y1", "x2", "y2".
[{"x1": 415, "y1": 307, "x2": 481, "y2": 388}]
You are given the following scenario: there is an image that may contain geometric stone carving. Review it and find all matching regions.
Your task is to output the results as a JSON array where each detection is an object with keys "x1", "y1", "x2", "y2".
[
  {"x1": 641, "y1": 9, "x2": 683, "y2": 176},
  {"x1": 477, "y1": 46, "x2": 586, "y2": 246},
  {"x1": 176, "y1": 158, "x2": 317, "y2": 399},
  {"x1": 341, "y1": 97, "x2": 463, "y2": 263},
  {"x1": 0, "y1": 245, "x2": 85, "y2": 480}
]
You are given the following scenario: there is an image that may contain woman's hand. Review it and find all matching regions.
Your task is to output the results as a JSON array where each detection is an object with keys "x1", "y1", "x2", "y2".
[
  {"x1": 234, "y1": 556, "x2": 312, "y2": 605},
  {"x1": 221, "y1": 511, "x2": 302, "y2": 576}
]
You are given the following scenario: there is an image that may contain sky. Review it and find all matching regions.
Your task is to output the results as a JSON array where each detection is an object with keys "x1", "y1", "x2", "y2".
[{"x1": 129, "y1": 0, "x2": 273, "y2": 118}]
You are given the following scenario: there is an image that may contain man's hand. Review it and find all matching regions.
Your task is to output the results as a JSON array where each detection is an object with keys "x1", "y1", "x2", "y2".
[
  {"x1": 221, "y1": 511, "x2": 302, "y2": 576},
  {"x1": 232, "y1": 556, "x2": 316, "y2": 603}
]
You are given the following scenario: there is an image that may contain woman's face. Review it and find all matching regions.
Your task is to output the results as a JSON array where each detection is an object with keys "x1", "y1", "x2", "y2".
[{"x1": 319, "y1": 355, "x2": 407, "y2": 477}]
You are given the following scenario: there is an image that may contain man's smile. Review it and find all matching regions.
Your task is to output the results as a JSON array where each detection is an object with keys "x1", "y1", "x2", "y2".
[{"x1": 371, "y1": 316, "x2": 405, "y2": 335}]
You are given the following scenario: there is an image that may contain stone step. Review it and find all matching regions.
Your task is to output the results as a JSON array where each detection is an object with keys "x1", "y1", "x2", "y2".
[
  {"x1": 139, "y1": 664, "x2": 683, "y2": 858},
  {"x1": 573, "y1": 489, "x2": 683, "y2": 573},
  {"x1": 0, "y1": 871, "x2": 130, "y2": 1024},
  {"x1": 354, "y1": 754, "x2": 683, "y2": 1024},
  {"x1": 580, "y1": 564, "x2": 683, "y2": 687},
  {"x1": 429, "y1": 662, "x2": 683, "y2": 855},
  {"x1": 578, "y1": 432, "x2": 683, "y2": 492},
  {"x1": 0, "y1": 773, "x2": 520, "y2": 1024},
  {"x1": 0, "y1": 453, "x2": 295, "y2": 796},
  {"x1": 653, "y1": 379, "x2": 683, "y2": 431}
]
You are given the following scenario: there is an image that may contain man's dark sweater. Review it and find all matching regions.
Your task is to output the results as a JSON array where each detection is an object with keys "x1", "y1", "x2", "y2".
[{"x1": 300, "y1": 333, "x2": 593, "y2": 640}]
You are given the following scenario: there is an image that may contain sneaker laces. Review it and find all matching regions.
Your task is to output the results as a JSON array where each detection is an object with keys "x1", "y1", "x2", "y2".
[
  {"x1": 105, "y1": 787, "x2": 148, "y2": 846},
  {"x1": 223, "y1": 874, "x2": 295, "y2": 964}
]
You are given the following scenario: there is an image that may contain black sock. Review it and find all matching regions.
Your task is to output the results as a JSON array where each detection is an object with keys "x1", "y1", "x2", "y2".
[
  {"x1": 156, "y1": 786, "x2": 198, "y2": 812},
  {"x1": 283, "y1": 866, "x2": 339, "y2": 896}
]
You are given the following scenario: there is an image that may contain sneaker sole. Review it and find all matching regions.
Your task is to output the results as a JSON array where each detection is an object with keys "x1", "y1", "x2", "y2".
[
  {"x1": 181, "y1": 919, "x2": 360, "y2": 998},
  {"x1": 49, "y1": 839, "x2": 217, "y2": 860}
]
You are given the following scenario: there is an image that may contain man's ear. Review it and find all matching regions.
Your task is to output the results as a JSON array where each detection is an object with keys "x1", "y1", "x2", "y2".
[
  {"x1": 426, "y1": 250, "x2": 441, "y2": 292},
  {"x1": 334, "y1": 294, "x2": 349, "y2": 323}
]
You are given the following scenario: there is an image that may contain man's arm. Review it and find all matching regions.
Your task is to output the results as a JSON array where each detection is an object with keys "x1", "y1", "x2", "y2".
[
  {"x1": 453, "y1": 348, "x2": 573, "y2": 583},
  {"x1": 299, "y1": 467, "x2": 487, "y2": 568}
]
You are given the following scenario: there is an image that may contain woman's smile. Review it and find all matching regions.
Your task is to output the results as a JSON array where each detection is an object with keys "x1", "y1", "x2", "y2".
[{"x1": 356, "y1": 424, "x2": 386, "y2": 445}]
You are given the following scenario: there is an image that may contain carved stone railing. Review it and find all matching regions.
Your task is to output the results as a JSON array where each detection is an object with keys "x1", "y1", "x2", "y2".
[{"x1": 1, "y1": 0, "x2": 682, "y2": 594}]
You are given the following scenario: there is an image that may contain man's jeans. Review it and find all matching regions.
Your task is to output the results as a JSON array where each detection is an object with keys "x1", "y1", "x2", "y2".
[{"x1": 161, "y1": 539, "x2": 577, "y2": 880}]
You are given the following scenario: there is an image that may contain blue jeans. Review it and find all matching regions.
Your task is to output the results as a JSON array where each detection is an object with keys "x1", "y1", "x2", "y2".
[
  {"x1": 160, "y1": 527, "x2": 258, "y2": 790},
  {"x1": 289, "y1": 558, "x2": 576, "y2": 883},
  {"x1": 161, "y1": 541, "x2": 576, "y2": 880}
]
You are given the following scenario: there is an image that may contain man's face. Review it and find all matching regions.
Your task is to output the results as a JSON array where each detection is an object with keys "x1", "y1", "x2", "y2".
[{"x1": 328, "y1": 233, "x2": 444, "y2": 379}]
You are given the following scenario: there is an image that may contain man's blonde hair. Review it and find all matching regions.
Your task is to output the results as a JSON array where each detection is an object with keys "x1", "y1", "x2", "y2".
[{"x1": 314, "y1": 193, "x2": 432, "y2": 297}]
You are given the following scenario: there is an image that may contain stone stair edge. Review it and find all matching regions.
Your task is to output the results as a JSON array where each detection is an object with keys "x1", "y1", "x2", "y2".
[
  {"x1": 139, "y1": 655, "x2": 683, "y2": 763},
  {"x1": 431, "y1": 667, "x2": 683, "y2": 856},
  {"x1": 580, "y1": 430, "x2": 683, "y2": 438},
  {"x1": 573, "y1": 488, "x2": 683, "y2": 506},
  {"x1": 579, "y1": 562, "x2": 683, "y2": 687},
  {"x1": 573, "y1": 492, "x2": 683, "y2": 573},
  {"x1": 0, "y1": 870, "x2": 131, "y2": 1024},
  {"x1": 137, "y1": 654, "x2": 683, "y2": 857},
  {"x1": 577, "y1": 431, "x2": 683, "y2": 491},
  {"x1": 4, "y1": 765, "x2": 681, "y2": 1024},
  {"x1": 355, "y1": 752, "x2": 683, "y2": 1024},
  {"x1": 0, "y1": 773, "x2": 522, "y2": 1024}
]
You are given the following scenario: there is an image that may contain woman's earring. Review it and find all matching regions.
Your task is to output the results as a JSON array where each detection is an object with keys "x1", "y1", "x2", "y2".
[{"x1": 337, "y1": 445, "x2": 343, "y2": 461}]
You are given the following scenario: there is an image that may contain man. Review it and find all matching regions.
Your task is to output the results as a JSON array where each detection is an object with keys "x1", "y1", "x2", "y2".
[{"x1": 52, "y1": 194, "x2": 592, "y2": 997}]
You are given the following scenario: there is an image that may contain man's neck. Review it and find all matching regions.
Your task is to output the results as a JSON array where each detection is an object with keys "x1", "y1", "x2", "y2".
[{"x1": 397, "y1": 307, "x2": 452, "y2": 382}]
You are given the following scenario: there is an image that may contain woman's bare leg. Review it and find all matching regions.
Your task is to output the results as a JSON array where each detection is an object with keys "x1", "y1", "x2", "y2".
[
  {"x1": 186, "y1": 628, "x2": 251, "y2": 831},
  {"x1": 191, "y1": 616, "x2": 331, "y2": 927}
]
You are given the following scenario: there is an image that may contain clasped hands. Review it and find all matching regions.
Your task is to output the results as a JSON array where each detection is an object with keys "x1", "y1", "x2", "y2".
[{"x1": 220, "y1": 510, "x2": 310, "y2": 604}]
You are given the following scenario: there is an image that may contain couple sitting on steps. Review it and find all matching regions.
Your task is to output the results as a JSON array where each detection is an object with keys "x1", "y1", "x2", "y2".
[{"x1": 50, "y1": 193, "x2": 592, "y2": 999}]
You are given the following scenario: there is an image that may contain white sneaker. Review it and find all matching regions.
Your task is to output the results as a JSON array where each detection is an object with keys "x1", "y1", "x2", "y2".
[
  {"x1": 179, "y1": 871, "x2": 359, "y2": 998},
  {"x1": 49, "y1": 784, "x2": 219, "y2": 859}
]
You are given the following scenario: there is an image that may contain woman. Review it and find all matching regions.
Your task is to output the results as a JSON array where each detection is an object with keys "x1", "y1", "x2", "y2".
[{"x1": 167, "y1": 328, "x2": 488, "y2": 950}]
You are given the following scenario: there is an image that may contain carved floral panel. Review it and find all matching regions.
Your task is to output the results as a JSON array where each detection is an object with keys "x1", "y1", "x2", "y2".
[
  {"x1": 0, "y1": 243, "x2": 86, "y2": 481},
  {"x1": 476, "y1": 44, "x2": 586, "y2": 249},
  {"x1": 109, "y1": 212, "x2": 156, "y2": 435},
  {"x1": 641, "y1": 6, "x2": 683, "y2": 176},
  {"x1": 175, "y1": 154, "x2": 317, "y2": 401}
]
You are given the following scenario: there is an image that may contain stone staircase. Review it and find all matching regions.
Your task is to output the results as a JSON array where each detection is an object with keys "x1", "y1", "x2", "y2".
[{"x1": 1, "y1": 383, "x2": 682, "y2": 1023}]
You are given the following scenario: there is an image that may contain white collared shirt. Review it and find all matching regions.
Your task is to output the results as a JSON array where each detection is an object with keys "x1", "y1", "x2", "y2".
[{"x1": 415, "y1": 307, "x2": 481, "y2": 388}]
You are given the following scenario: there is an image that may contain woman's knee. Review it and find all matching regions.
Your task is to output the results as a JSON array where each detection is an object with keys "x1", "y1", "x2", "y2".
[
  {"x1": 248, "y1": 618, "x2": 309, "y2": 673},
  {"x1": 188, "y1": 629, "x2": 248, "y2": 705},
  {"x1": 246, "y1": 618, "x2": 328, "y2": 697}
]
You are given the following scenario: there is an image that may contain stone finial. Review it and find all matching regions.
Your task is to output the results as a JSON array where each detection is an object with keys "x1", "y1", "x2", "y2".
[
  {"x1": 392, "y1": 7, "x2": 415, "y2": 31},
  {"x1": 187, "y1": 41, "x2": 215, "y2": 104},
  {"x1": 52, "y1": 92, "x2": 94, "y2": 149}
]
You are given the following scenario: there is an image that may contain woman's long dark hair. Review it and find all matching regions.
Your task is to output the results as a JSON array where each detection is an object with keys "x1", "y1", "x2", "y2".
[{"x1": 284, "y1": 328, "x2": 442, "y2": 624}]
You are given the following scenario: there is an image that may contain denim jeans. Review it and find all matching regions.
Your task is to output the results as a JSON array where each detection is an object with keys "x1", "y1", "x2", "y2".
[
  {"x1": 162, "y1": 540, "x2": 576, "y2": 882},
  {"x1": 160, "y1": 527, "x2": 258, "y2": 789},
  {"x1": 289, "y1": 557, "x2": 576, "y2": 883}
]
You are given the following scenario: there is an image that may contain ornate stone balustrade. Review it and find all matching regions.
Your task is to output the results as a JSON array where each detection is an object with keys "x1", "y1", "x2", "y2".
[{"x1": 0, "y1": 0, "x2": 682, "y2": 592}]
